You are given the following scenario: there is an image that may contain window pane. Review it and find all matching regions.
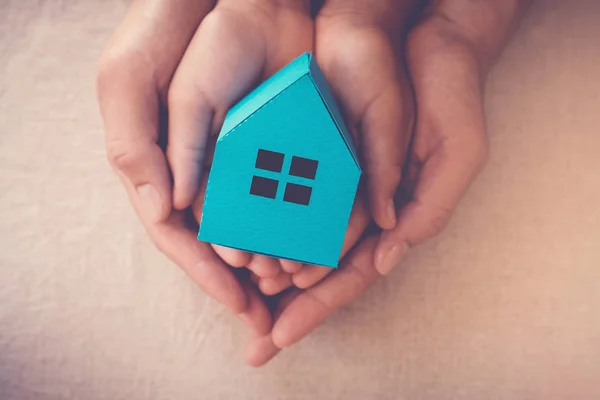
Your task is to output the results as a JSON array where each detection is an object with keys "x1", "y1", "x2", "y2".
[
  {"x1": 250, "y1": 176, "x2": 279, "y2": 199},
  {"x1": 283, "y1": 183, "x2": 312, "y2": 206},
  {"x1": 255, "y1": 149, "x2": 284, "y2": 173},
  {"x1": 289, "y1": 156, "x2": 318, "y2": 180}
]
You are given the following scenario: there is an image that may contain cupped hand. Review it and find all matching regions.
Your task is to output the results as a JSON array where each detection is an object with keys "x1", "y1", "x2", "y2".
[
  {"x1": 96, "y1": 0, "x2": 312, "y2": 335},
  {"x1": 257, "y1": 0, "x2": 417, "y2": 294},
  {"x1": 166, "y1": 0, "x2": 315, "y2": 277},
  {"x1": 246, "y1": 1, "x2": 496, "y2": 366}
]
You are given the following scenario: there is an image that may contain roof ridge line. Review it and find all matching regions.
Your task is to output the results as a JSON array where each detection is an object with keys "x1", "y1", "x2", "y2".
[{"x1": 218, "y1": 72, "x2": 308, "y2": 141}]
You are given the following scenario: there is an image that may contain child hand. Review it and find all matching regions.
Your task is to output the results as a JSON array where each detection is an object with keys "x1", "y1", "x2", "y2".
[
  {"x1": 166, "y1": 0, "x2": 314, "y2": 278},
  {"x1": 255, "y1": 0, "x2": 417, "y2": 294}
]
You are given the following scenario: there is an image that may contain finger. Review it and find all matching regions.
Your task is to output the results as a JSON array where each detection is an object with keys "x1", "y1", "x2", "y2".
[
  {"x1": 97, "y1": 0, "x2": 215, "y2": 223},
  {"x1": 139, "y1": 204, "x2": 270, "y2": 334},
  {"x1": 292, "y1": 265, "x2": 331, "y2": 289},
  {"x1": 191, "y1": 178, "x2": 253, "y2": 268},
  {"x1": 98, "y1": 58, "x2": 172, "y2": 224},
  {"x1": 244, "y1": 331, "x2": 282, "y2": 367},
  {"x1": 292, "y1": 197, "x2": 370, "y2": 288},
  {"x1": 244, "y1": 289, "x2": 302, "y2": 366},
  {"x1": 249, "y1": 271, "x2": 260, "y2": 285},
  {"x1": 167, "y1": 6, "x2": 268, "y2": 210},
  {"x1": 168, "y1": 1, "x2": 313, "y2": 210},
  {"x1": 361, "y1": 83, "x2": 412, "y2": 231},
  {"x1": 138, "y1": 188, "x2": 270, "y2": 334},
  {"x1": 272, "y1": 236, "x2": 380, "y2": 348},
  {"x1": 116, "y1": 175, "x2": 253, "y2": 321},
  {"x1": 142, "y1": 212, "x2": 249, "y2": 315},
  {"x1": 375, "y1": 40, "x2": 489, "y2": 275},
  {"x1": 247, "y1": 255, "x2": 282, "y2": 279},
  {"x1": 315, "y1": 9, "x2": 412, "y2": 230},
  {"x1": 374, "y1": 140, "x2": 487, "y2": 275},
  {"x1": 258, "y1": 273, "x2": 293, "y2": 296},
  {"x1": 280, "y1": 260, "x2": 303, "y2": 274},
  {"x1": 212, "y1": 245, "x2": 252, "y2": 268},
  {"x1": 238, "y1": 280, "x2": 272, "y2": 335}
]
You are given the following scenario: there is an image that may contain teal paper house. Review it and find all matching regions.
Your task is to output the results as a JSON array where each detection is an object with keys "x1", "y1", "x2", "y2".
[{"x1": 198, "y1": 53, "x2": 361, "y2": 268}]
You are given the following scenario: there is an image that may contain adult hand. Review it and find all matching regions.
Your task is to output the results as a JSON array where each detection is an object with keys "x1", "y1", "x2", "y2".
[
  {"x1": 246, "y1": 0, "x2": 531, "y2": 366},
  {"x1": 97, "y1": 0, "x2": 312, "y2": 334}
]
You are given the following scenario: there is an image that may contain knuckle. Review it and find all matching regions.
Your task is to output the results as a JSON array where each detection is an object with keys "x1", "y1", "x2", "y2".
[
  {"x1": 424, "y1": 207, "x2": 452, "y2": 239},
  {"x1": 153, "y1": 236, "x2": 171, "y2": 258},
  {"x1": 407, "y1": 20, "x2": 479, "y2": 66},
  {"x1": 106, "y1": 140, "x2": 145, "y2": 172},
  {"x1": 317, "y1": 7, "x2": 364, "y2": 26},
  {"x1": 344, "y1": 260, "x2": 369, "y2": 292},
  {"x1": 316, "y1": 14, "x2": 391, "y2": 68},
  {"x1": 304, "y1": 290, "x2": 332, "y2": 313},
  {"x1": 96, "y1": 54, "x2": 128, "y2": 97},
  {"x1": 375, "y1": 166, "x2": 402, "y2": 191},
  {"x1": 167, "y1": 85, "x2": 192, "y2": 110},
  {"x1": 430, "y1": 212, "x2": 451, "y2": 237},
  {"x1": 366, "y1": 151, "x2": 403, "y2": 186},
  {"x1": 317, "y1": 3, "x2": 383, "y2": 31},
  {"x1": 96, "y1": 51, "x2": 151, "y2": 99},
  {"x1": 328, "y1": 28, "x2": 388, "y2": 65},
  {"x1": 167, "y1": 81, "x2": 211, "y2": 113},
  {"x1": 409, "y1": 200, "x2": 453, "y2": 240}
]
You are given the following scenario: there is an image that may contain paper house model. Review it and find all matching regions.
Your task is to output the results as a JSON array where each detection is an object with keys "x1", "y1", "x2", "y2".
[{"x1": 198, "y1": 53, "x2": 361, "y2": 268}]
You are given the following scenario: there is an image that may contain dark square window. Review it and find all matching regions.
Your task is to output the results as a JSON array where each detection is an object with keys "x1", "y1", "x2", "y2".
[
  {"x1": 289, "y1": 156, "x2": 318, "y2": 180},
  {"x1": 283, "y1": 183, "x2": 312, "y2": 206},
  {"x1": 250, "y1": 176, "x2": 279, "y2": 199},
  {"x1": 255, "y1": 149, "x2": 284, "y2": 173}
]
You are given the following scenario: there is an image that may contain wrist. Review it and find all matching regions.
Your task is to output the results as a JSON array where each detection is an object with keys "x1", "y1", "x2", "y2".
[{"x1": 424, "y1": 0, "x2": 532, "y2": 74}]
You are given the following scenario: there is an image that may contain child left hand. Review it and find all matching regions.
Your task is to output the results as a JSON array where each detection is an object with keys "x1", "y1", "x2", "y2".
[{"x1": 255, "y1": 0, "x2": 417, "y2": 294}]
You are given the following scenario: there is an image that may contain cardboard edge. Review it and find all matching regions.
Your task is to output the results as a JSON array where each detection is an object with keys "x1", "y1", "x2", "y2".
[
  {"x1": 197, "y1": 235, "x2": 339, "y2": 268},
  {"x1": 218, "y1": 53, "x2": 312, "y2": 142},
  {"x1": 218, "y1": 73, "x2": 308, "y2": 142},
  {"x1": 306, "y1": 55, "x2": 362, "y2": 173}
]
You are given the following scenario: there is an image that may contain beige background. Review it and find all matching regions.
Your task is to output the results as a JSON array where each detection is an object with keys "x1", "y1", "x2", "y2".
[{"x1": 1, "y1": 1, "x2": 599, "y2": 399}]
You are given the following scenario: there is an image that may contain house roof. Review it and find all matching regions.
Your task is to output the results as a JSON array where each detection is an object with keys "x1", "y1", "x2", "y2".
[{"x1": 218, "y1": 53, "x2": 360, "y2": 169}]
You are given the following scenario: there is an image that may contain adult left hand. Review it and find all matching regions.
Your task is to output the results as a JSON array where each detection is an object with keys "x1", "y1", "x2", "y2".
[
  {"x1": 246, "y1": 0, "x2": 530, "y2": 366},
  {"x1": 246, "y1": 0, "x2": 417, "y2": 364}
]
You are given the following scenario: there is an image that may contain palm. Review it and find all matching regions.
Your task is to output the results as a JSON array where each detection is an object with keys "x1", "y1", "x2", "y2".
[
  {"x1": 271, "y1": 13, "x2": 413, "y2": 291},
  {"x1": 245, "y1": 14, "x2": 490, "y2": 367},
  {"x1": 174, "y1": 3, "x2": 315, "y2": 277}
]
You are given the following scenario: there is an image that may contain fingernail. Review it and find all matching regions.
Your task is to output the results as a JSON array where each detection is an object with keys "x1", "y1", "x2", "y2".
[
  {"x1": 136, "y1": 184, "x2": 163, "y2": 223},
  {"x1": 377, "y1": 242, "x2": 410, "y2": 275},
  {"x1": 387, "y1": 200, "x2": 397, "y2": 228}
]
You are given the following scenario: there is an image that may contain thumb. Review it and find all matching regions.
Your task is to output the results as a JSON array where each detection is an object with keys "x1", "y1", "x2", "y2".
[
  {"x1": 374, "y1": 36, "x2": 489, "y2": 275},
  {"x1": 167, "y1": 9, "x2": 267, "y2": 210},
  {"x1": 98, "y1": 56, "x2": 172, "y2": 223}
]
